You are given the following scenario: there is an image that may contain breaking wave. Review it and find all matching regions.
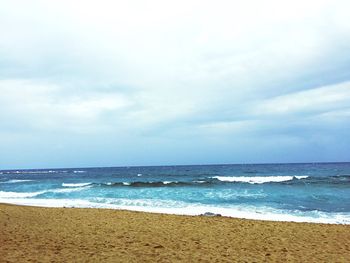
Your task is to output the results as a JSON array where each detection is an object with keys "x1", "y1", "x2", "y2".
[
  {"x1": 51, "y1": 187, "x2": 91, "y2": 193},
  {"x1": 212, "y1": 175, "x2": 309, "y2": 184},
  {"x1": 0, "y1": 179, "x2": 35, "y2": 184},
  {"x1": 86, "y1": 175, "x2": 350, "y2": 188},
  {"x1": 62, "y1": 182, "x2": 92, "y2": 187},
  {"x1": 0, "y1": 185, "x2": 91, "y2": 198},
  {"x1": 0, "y1": 170, "x2": 66, "y2": 174},
  {"x1": 102, "y1": 181, "x2": 190, "y2": 187},
  {"x1": 0, "y1": 190, "x2": 46, "y2": 198}
]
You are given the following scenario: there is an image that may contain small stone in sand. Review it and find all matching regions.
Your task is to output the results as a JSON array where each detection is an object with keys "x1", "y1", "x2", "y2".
[{"x1": 200, "y1": 212, "x2": 222, "y2": 217}]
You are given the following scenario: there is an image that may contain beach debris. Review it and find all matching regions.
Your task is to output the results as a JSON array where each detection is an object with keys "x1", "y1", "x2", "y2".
[
  {"x1": 153, "y1": 244, "x2": 164, "y2": 249},
  {"x1": 200, "y1": 212, "x2": 222, "y2": 217}
]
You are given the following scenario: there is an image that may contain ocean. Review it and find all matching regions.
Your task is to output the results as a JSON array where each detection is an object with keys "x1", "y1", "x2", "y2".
[{"x1": 1, "y1": 163, "x2": 350, "y2": 224}]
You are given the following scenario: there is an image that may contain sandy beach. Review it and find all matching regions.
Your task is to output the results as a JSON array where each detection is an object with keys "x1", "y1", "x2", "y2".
[{"x1": 0, "y1": 203, "x2": 349, "y2": 262}]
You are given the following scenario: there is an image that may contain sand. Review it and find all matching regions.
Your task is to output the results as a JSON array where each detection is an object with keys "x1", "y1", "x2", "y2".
[{"x1": 0, "y1": 204, "x2": 349, "y2": 262}]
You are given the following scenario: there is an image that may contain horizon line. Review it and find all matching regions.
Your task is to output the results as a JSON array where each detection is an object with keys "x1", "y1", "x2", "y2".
[{"x1": 1, "y1": 161, "x2": 350, "y2": 172}]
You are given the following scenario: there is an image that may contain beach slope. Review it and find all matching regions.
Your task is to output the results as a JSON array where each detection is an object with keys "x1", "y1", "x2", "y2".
[{"x1": 1, "y1": 203, "x2": 349, "y2": 262}]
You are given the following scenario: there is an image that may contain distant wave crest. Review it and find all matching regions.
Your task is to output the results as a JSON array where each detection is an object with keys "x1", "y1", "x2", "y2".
[
  {"x1": 62, "y1": 182, "x2": 91, "y2": 187},
  {"x1": 103, "y1": 181, "x2": 190, "y2": 187},
  {"x1": 0, "y1": 190, "x2": 46, "y2": 198},
  {"x1": 51, "y1": 187, "x2": 90, "y2": 193},
  {"x1": 91, "y1": 175, "x2": 350, "y2": 187},
  {"x1": 212, "y1": 176, "x2": 309, "y2": 184},
  {"x1": 0, "y1": 170, "x2": 64, "y2": 174},
  {"x1": 0, "y1": 179, "x2": 35, "y2": 184}
]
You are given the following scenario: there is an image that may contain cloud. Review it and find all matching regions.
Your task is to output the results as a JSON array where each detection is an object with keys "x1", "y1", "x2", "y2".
[
  {"x1": 0, "y1": 0, "x2": 349, "y2": 168},
  {"x1": 0, "y1": 79, "x2": 132, "y2": 133},
  {"x1": 253, "y1": 81, "x2": 350, "y2": 116}
]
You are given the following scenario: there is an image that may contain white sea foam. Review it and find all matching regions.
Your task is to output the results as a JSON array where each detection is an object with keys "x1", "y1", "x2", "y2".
[
  {"x1": 203, "y1": 190, "x2": 267, "y2": 200},
  {"x1": 51, "y1": 187, "x2": 90, "y2": 193},
  {"x1": 93, "y1": 197, "x2": 187, "y2": 208},
  {"x1": 73, "y1": 170, "x2": 86, "y2": 174},
  {"x1": 137, "y1": 173, "x2": 142, "y2": 177},
  {"x1": 212, "y1": 175, "x2": 309, "y2": 184},
  {"x1": 295, "y1": 176, "x2": 309, "y2": 180},
  {"x1": 62, "y1": 182, "x2": 91, "y2": 187},
  {"x1": 0, "y1": 198, "x2": 97, "y2": 208},
  {"x1": 0, "y1": 197, "x2": 349, "y2": 224},
  {"x1": 122, "y1": 182, "x2": 131, "y2": 186},
  {"x1": 0, "y1": 184, "x2": 91, "y2": 198},
  {"x1": 2, "y1": 170, "x2": 66, "y2": 174},
  {"x1": 0, "y1": 179, "x2": 35, "y2": 184},
  {"x1": 193, "y1": 180, "x2": 206, "y2": 183},
  {"x1": 0, "y1": 191, "x2": 45, "y2": 198},
  {"x1": 163, "y1": 181, "x2": 177, "y2": 184}
]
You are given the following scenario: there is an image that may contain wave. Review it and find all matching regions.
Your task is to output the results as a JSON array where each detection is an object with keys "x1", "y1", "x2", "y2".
[
  {"x1": 94, "y1": 175, "x2": 350, "y2": 188},
  {"x1": 0, "y1": 179, "x2": 35, "y2": 184},
  {"x1": 0, "y1": 197, "x2": 349, "y2": 224},
  {"x1": 212, "y1": 176, "x2": 309, "y2": 184},
  {"x1": 0, "y1": 190, "x2": 46, "y2": 198},
  {"x1": 0, "y1": 185, "x2": 91, "y2": 198},
  {"x1": 62, "y1": 182, "x2": 91, "y2": 187},
  {"x1": 193, "y1": 180, "x2": 207, "y2": 183},
  {"x1": 51, "y1": 187, "x2": 91, "y2": 193},
  {"x1": 102, "y1": 181, "x2": 193, "y2": 187},
  {"x1": 53, "y1": 174, "x2": 350, "y2": 190},
  {"x1": 282, "y1": 175, "x2": 350, "y2": 186},
  {"x1": 0, "y1": 170, "x2": 68, "y2": 175}
]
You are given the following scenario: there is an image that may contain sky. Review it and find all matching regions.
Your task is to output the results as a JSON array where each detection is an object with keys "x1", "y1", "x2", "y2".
[{"x1": 0, "y1": 0, "x2": 350, "y2": 169}]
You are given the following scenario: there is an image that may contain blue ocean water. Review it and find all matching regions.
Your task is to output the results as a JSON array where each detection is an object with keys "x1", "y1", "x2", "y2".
[{"x1": 1, "y1": 163, "x2": 350, "y2": 224}]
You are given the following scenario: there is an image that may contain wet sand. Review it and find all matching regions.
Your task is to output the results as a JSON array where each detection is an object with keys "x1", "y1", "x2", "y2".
[{"x1": 0, "y1": 203, "x2": 349, "y2": 262}]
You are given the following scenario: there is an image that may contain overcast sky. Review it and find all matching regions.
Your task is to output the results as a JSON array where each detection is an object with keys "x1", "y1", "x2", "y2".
[{"x1": 1, "y1": 0, "x2": 350, "y2": 169}]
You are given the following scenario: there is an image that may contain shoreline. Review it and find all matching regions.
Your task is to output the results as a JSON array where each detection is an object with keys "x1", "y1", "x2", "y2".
[
  {"x1": 1, "y1": 203, "x2": 350, "y2": 262},
  {"x1": 0, "y1": 199, "x2": 349, "y2": 225}
]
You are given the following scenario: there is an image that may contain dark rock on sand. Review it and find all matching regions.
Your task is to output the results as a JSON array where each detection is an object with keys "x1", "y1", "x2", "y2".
[{"x1": 200, "y1": 212, "x2": 222, "y2": 217}]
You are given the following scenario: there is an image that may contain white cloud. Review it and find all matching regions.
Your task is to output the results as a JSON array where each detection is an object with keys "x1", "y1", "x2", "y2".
[
  {"x1": 0, "y1": 79, "x2": 132, "y2": 132},
  {"x1": 253, "y1": 81, "x2": 350, "y2": 116},
  {"x1": 0, "y1": 0, "x2": 350, "y2": 167}
]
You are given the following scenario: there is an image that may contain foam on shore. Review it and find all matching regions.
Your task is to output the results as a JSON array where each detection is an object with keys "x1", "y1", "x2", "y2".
[{"x1": 0, "y1": 197, "x2": 349, "y2": 224}]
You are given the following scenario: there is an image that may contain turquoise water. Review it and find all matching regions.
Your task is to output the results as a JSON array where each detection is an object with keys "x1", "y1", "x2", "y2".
[{"x1": 1, "y1": 163, "x2": 350, "y2": 224}]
